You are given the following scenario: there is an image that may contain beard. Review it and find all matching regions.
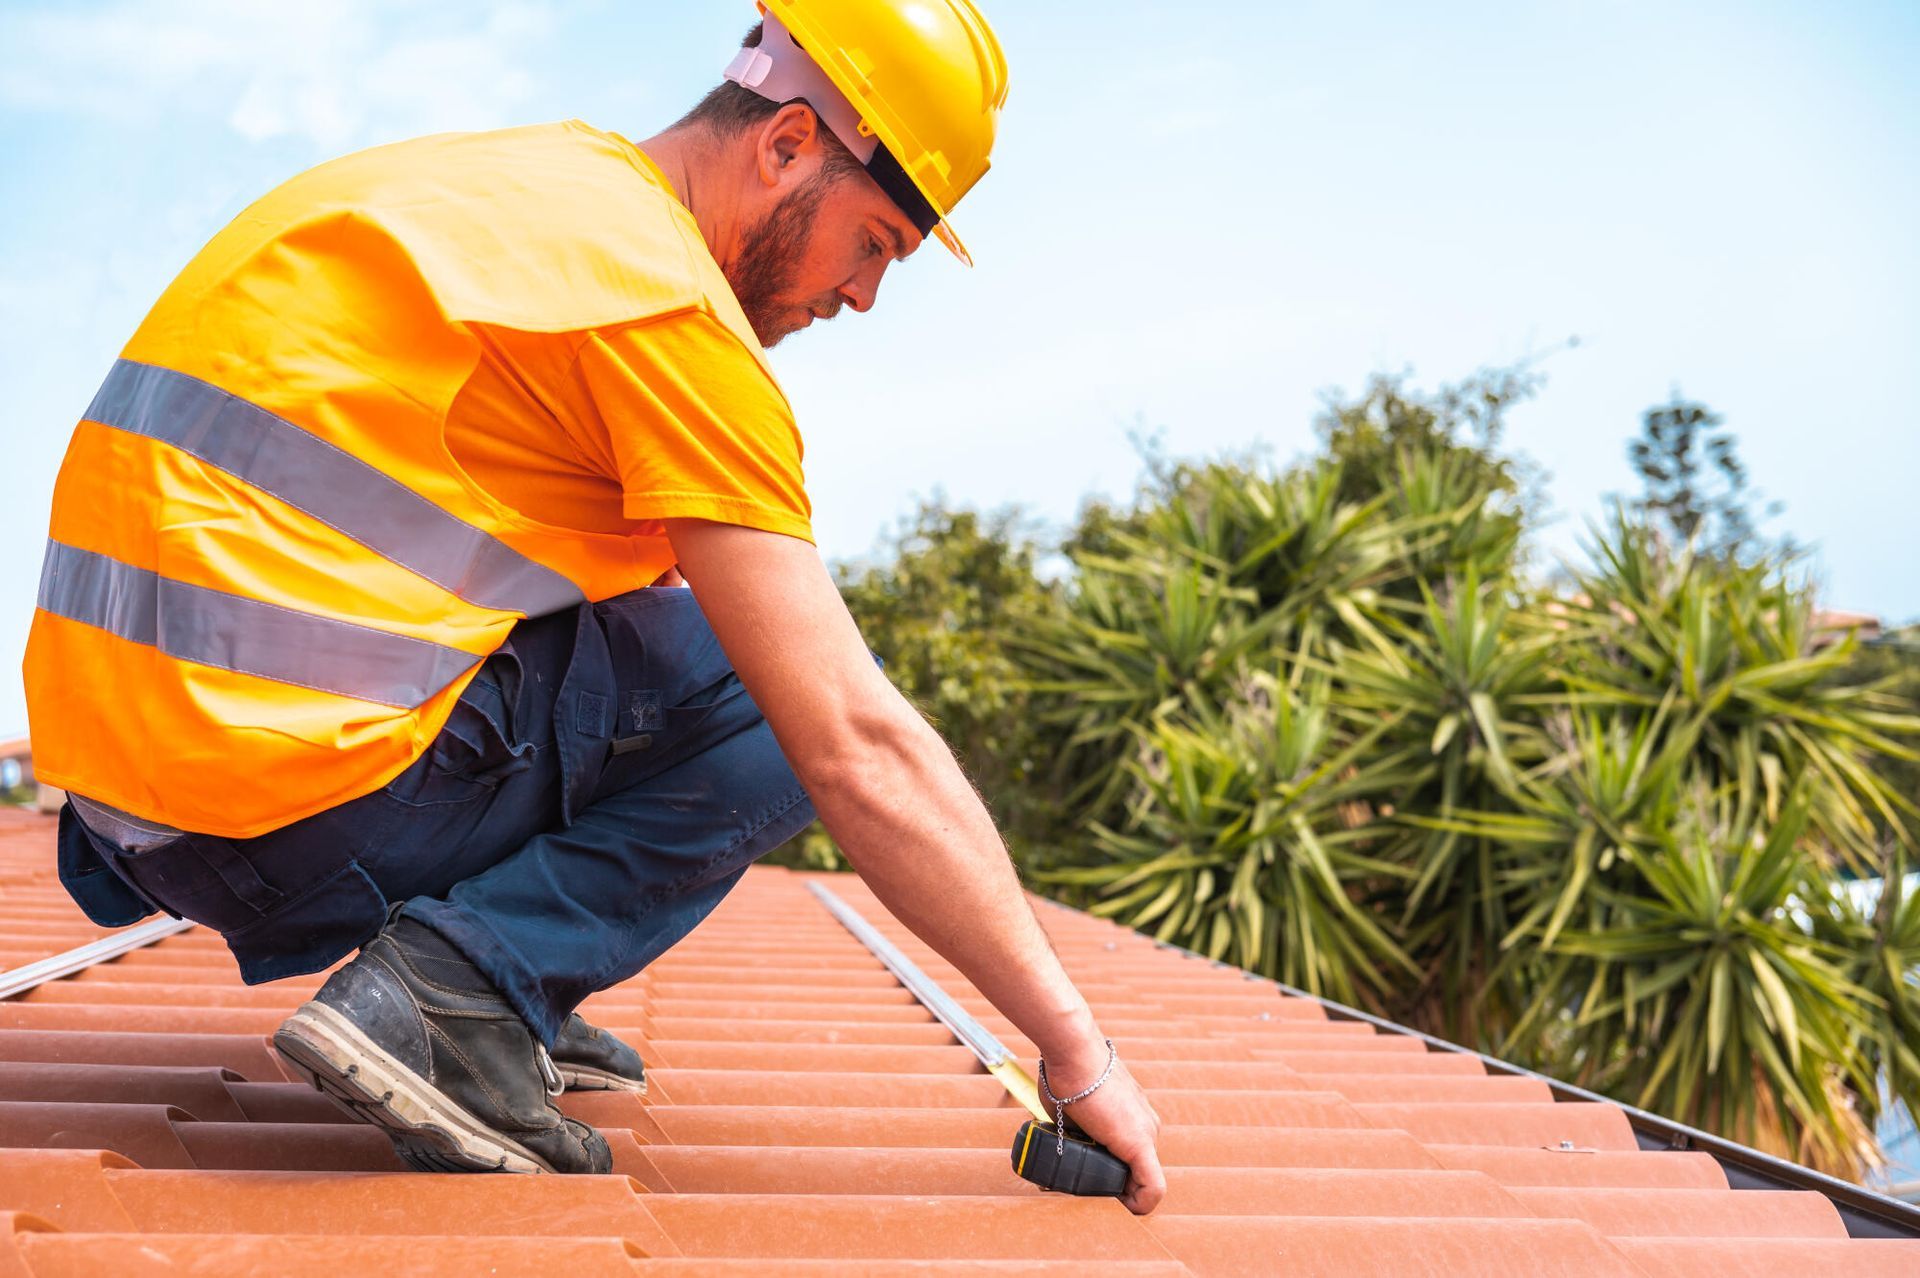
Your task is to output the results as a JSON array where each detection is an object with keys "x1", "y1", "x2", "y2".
[{"x1": 726, "y1": 171, "x2": 839, "y2": 348}]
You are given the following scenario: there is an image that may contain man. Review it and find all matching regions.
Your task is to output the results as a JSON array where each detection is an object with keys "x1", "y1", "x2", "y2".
[{"x1": 26, "y1": 1, "x2": 1165, "y2": 1212}]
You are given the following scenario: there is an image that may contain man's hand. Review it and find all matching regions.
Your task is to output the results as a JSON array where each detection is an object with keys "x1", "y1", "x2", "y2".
[
  {"x1": 666, "y1": 518, "x2": 1166, "y2": 1213},
  {"x1": 1042, "y1": 1043, "x2": 1166, "y2": 1214}
]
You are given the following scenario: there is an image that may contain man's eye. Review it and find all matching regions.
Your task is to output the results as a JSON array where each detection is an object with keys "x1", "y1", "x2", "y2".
[{"x1": 867, "y1": 236, "x2": 884, "y2": 259}]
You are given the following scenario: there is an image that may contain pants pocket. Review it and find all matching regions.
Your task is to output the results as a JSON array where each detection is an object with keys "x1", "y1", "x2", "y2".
[
  {"x1": 96, "y1": 829, "x2": 285, "y2": 935},
  {"x1": 56, "y1": 803, "x2": 158, "y2": 928},
  {"x1": 383, "y1": 661, "x2": 533, "y2": 808}
]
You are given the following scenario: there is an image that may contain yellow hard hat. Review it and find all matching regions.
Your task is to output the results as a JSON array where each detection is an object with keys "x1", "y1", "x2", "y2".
[{"x1": 724, "y1": 0, "x2": 1008, "y2": 265}]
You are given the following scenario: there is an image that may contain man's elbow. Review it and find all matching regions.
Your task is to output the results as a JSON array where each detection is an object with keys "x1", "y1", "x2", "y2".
[{"x1": 791, "y1": 690, "x2": 931, "y2": 806}]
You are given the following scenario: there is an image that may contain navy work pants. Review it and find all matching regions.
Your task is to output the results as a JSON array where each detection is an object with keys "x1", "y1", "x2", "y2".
[{"x1": 56, "y1": 587, "x2": 817, "y2": 1044}]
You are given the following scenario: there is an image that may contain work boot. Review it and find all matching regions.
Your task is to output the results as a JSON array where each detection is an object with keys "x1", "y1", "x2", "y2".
[
  {"x1": 552, "y1": 1014, "x2": 647, "y2": 1094},
  {"x1": 272, "y1": 914, "x2": 611, "y2": 1174}
]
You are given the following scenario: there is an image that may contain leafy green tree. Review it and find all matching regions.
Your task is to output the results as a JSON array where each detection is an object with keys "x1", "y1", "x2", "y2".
[
  {"x1": 1838, "y1": 627, "x2": 1920, "y2": 861},
  {"x1": 1517, "y1": 786, "x2": 1881, "y2": 1170},
  {"x1": 1314, "y1": 362, "x2": 1549, "y2": 521},
  {"x1": 1628, "y1": 392, "x2": 1786, "y2": 562}
]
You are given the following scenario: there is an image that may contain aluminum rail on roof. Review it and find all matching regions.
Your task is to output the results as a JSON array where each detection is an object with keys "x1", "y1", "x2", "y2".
[
  {"x1": 0, "y1": 916, "x2": 195, "y2": 1000},
  {"x1": 807, "y1": 880, "x2": 1049, "y2": 1124},
  {"x1": 1028, "y1": 895, "x2": 1920, "y2": 1241}
]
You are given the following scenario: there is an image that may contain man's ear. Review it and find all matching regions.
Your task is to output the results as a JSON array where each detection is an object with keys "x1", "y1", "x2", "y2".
[{"x1": 756, "y1": 102, "x2": 825, "y2": 188}]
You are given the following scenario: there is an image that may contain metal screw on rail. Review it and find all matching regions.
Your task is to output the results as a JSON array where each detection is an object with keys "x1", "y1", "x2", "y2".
[{"x1": 807, "y1": 881, "x2": 1132, "y2": 1197}]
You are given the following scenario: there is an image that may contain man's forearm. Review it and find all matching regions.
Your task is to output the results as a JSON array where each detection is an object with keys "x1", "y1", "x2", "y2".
[{"x1": 803, "y1": 701, "x2": 1105, "y2": 1069}]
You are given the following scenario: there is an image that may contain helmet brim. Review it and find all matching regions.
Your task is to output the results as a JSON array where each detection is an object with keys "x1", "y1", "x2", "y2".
[{"x1": 933, "y1": 219, "x2": 973, "y2": 268}]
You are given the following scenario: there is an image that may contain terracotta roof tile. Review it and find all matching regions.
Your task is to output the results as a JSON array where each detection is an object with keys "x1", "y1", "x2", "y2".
[
  {"x1": 10, "y1": 1229, "x2": 655, "y2": 1278},
  {"x1": 1614, "y1": 1237, "x2": 1920, "y2": 1277},
  {"x1": 1506, "y1": 1186, "x2": 1845, "y2": 1239},
  {"x1": 4, "y1": 810, "x2": 1920, "y2": 1274},
  {"x1": 1142, "y1": 1216, "x2": 1648, "y2": 1277}
]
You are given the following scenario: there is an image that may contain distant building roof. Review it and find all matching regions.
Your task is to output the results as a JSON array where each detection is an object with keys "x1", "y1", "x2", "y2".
[{"x1": 1812, "y1": 609, "x2": 1884, "y2": 648}]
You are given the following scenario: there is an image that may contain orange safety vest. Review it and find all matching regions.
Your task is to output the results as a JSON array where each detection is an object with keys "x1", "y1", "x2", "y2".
[{"x1": 25, "y1": 121, "x2": 769, "y2": 838}]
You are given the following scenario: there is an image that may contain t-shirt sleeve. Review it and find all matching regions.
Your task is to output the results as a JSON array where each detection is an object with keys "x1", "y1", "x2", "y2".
[{"x1": 575, "y1": 310, "x2": 814, "y2": 542}]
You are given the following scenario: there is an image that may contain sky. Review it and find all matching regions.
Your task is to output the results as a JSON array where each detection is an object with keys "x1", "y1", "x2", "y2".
[{"x1": 0, "y1": 0, "x2": 1914, "y2": 735}]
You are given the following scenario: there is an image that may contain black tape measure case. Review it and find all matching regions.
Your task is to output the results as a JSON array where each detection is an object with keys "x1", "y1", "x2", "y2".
[{"x1": 1010, "y1": 1119, "x2": 1130, "y2": 1196}]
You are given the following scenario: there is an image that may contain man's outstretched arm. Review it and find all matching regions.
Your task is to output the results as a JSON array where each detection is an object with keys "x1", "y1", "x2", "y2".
[{"x1": 665, "y1": 518, "x2": 1165, "y2": 1214}]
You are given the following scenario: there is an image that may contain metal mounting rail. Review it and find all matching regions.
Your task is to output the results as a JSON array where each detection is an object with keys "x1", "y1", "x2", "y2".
[
  {"x1": 0, "y1": 916, "x2": 195, "y2": 1000},
  {"x1": 808, "y1": 880, "x2": 1048, "y2": 1123},
  {"x1": 1030, "y1": 896, "x2": 1920, "y2": 1240}
]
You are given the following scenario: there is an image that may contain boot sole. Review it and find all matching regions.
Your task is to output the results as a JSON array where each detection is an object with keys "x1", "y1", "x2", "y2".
[
  {"x1": 274, "y1": 1000, "x2": 557, "y2": 1174},
  {"x1": 557, "y1": 1063, "x2": 647, "y2": 1095}
]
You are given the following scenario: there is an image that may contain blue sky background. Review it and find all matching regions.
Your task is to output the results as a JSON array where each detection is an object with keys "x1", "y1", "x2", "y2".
[{"x1": 0, "y1": 0, "x2": 1914, "y2": 735}]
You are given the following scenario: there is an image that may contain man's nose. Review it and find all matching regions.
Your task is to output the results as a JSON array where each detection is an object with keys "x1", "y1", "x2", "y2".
[{"x1": 838, "y1": 258, "x2": 888, "y2": 313}]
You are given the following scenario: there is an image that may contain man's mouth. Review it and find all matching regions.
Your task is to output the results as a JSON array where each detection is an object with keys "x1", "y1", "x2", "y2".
[{"x1": 781, "y1": 300, "x2": 840, "y2": 342}]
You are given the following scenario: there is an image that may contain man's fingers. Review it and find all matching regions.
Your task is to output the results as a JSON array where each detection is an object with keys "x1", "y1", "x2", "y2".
[
  {"x1": 1107, "y1": 1125, "x2": 1166, "y2": 1216},
  {"x1": 1121, "y1": 1142, "x2": 1168, "y2": 1214}
]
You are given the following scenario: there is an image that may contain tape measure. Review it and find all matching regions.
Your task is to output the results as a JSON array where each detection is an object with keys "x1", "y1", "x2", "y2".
[
  {"x1": 1011, "y1": 1117, "x2": 1131, "y2": 1196},
  {"x1": 810, "y1": 883, "x2": 1133, "y2": 1199}
]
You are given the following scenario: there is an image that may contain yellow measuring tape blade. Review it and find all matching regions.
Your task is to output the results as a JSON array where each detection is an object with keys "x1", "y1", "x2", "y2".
[
  {"x1": 988, "y1": 1057, "x2": 1051, "y2": 1125},
  {"x1": 807, "y1": 882, "x2": 1059, "y2": 1127}
]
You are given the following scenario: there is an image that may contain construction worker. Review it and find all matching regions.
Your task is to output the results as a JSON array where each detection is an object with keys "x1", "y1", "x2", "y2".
[{"x1": 26, "y1": 1, "x2": 1166, "y2": 1212}]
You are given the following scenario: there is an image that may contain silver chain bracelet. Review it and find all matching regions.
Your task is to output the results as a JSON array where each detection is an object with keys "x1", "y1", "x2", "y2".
[{"x1": 1037, "y1": 1037, "x2": 1118, "y2": 1156}]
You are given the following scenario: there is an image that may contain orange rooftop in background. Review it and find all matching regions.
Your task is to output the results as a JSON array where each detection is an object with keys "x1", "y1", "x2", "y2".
[{"x1": 2, "y1": 807, "x2": 1918, "y2": 1275}]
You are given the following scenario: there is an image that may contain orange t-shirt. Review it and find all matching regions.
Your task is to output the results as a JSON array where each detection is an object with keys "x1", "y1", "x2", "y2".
[{"x1": 445, "y1": 154, "x2": 814, "y2": 549}]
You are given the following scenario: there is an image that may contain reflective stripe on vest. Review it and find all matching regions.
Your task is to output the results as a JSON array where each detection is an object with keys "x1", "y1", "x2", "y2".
[
  {"x1": 87, "y1": 359, "x2": 585, "y2": 617},
  {"x1": 37, "y1": 540, "x2": 482, "y2": 709}
]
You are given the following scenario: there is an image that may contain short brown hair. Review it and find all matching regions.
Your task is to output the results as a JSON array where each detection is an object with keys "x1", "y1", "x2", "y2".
[{"x1": 675, "y1": 22, "x2": 865, "y2": 181}]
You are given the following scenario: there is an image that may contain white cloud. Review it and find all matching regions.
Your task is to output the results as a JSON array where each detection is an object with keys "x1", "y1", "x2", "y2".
[{"x1": 0, "y1": 0, "x2": 557, "y2": 149}]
